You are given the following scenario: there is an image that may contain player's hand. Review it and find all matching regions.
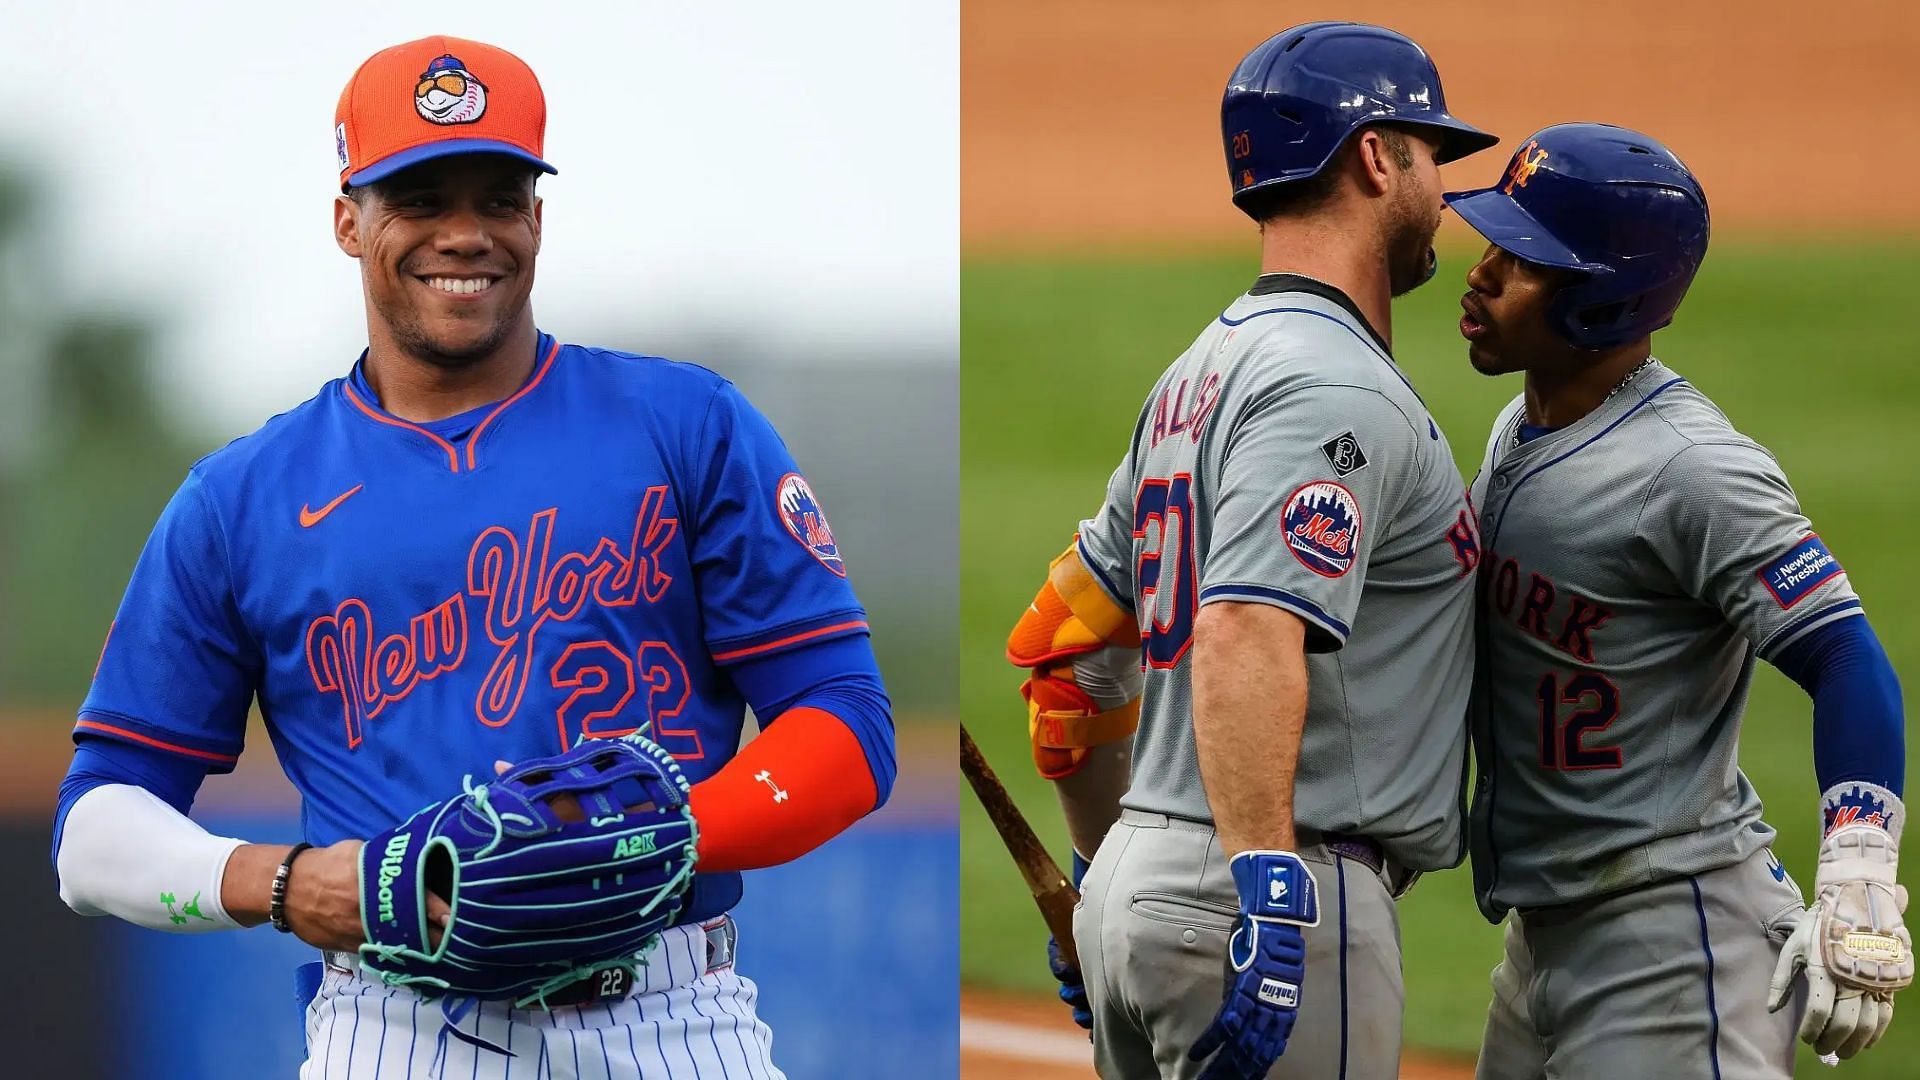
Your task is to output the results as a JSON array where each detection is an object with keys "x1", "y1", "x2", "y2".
[
  {"x1": 1767, "y1": 792, "x2": 1913, "y2": 1060},
  {"x1": 1046, "y1": 850, "x2": 1098, "y2": 1032},
  {"x1": 283, "y1": 839, "x2": 447, "y2": 953},
  {"x1": 1048, "y1": 849, "x2": 1096, "y2": 1033},
  {"x1": 1047, "y1": 935, "x2": 1092, "y2": 1031},
  {"x1": 1188, "y1": 851, "x2": 1317, "y2": 1080}
]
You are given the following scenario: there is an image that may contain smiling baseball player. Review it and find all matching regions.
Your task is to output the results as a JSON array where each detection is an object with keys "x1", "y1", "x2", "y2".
[
  {"x1": 50, "y1": 36, "x2": 895, "y2": 1078},
  {"x1": 1451, "y1": 123, "x2": 1910, "y2": 1078},
  {"x1": 1006, "y1": 23, "x2": 1496, "y2": 1079}
]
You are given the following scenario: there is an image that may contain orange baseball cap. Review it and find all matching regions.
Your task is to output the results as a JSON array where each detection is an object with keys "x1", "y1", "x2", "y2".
[{"x1": 335, "y1": 35, "x2": 556, "y2": 192}]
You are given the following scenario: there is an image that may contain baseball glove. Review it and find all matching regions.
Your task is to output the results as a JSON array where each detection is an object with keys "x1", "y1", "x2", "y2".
[{"x1": 356, "y1": 733, "x2": 699, "y2": 1006}]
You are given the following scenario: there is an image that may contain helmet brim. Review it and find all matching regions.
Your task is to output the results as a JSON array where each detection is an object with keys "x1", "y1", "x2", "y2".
[
  {"x1": 1444, "y1": 187, "x2": 1612, "y2": 274},
  {"x1": 1421, "y1": 118, "x2": 1501, "y2": 166}
]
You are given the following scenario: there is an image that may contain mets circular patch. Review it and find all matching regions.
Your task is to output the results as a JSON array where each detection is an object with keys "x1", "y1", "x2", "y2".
[
  {"x1": 776, "y1": 472, "x2": 846, "y2": 577},
  {"x1": 1281, "y1": 481, "x2": 1361, "y2": 578}
]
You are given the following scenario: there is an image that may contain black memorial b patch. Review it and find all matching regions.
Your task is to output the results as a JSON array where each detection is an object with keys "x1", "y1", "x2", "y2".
[{"x1": 1320, "y1": 431, "x2": 1368, "y2": 476}]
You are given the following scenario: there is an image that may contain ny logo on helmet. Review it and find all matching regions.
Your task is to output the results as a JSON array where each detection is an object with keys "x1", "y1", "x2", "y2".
[{"x1": 1502, "y1": 140, "x2": 1549, "y2": 195}]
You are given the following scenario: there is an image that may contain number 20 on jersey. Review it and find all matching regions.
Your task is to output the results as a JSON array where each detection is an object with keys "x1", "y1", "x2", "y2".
[{"x1": 1135, "y1": 474, "x2": 1196, "y2": 667}]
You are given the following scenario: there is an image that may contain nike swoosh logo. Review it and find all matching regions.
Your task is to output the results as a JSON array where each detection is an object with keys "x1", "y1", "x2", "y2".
[{"x1": 299, "y1": 484, "x2": 364, "y2": 528}]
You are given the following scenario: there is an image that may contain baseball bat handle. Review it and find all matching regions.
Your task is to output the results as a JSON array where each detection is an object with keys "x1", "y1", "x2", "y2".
[{"x1": 960, "y1": 723, "x2": 1081, "y2": 968}]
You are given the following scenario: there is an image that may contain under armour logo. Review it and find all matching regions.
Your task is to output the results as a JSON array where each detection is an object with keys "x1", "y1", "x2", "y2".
[
  {"x1": 754, "y1": 769, "x2": 789, "y2": 804},
  {"x1": 1503, "y1": 140, "x2": 1549, "y2": 195}
]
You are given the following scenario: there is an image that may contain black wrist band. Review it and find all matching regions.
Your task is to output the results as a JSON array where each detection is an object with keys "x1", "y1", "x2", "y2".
[{"x1": 270, "y1": 842, "x2": 314, "y2": 934}]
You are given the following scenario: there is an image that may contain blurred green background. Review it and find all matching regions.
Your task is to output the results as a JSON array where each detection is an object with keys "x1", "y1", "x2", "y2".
[{"x1": 959, "y1": 240, "x2": 1919, "y2": 1073}]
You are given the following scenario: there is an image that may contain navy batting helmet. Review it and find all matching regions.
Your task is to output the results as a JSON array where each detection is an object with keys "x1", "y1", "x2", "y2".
[
  {"x1": 1445, "y1": 123, "x2": 1710, "y2": 350},
  {"x1": 1223, "y1": 22, "x2": 1497, "y2": 217}
]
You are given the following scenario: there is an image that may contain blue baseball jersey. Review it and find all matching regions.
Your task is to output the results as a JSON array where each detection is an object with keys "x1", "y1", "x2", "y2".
[{"x1": 77, "y1": 332, "x2": 870, "y2": 921}]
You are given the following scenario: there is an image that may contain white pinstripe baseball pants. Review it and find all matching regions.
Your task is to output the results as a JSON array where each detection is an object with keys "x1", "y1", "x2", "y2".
[{"x1": 300, "y1": 918, "x2": 784, "y2": 1080}]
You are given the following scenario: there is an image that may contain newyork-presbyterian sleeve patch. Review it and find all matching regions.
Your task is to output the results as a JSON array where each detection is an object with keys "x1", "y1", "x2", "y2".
[{"x1": 1757, "y1": 535, "x2": 1843, "y2": 609}]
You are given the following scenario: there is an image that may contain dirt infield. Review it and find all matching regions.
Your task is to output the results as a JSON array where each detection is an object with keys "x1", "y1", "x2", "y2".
[
  {"x1": 962, "y1": 987, "x2": 1475, "y2": 1079},
  {"x1": 964, "y1": 0, "x2": 1920, "y2": 250}
]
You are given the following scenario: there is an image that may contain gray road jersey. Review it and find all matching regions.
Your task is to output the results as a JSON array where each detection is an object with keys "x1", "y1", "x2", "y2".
[
  {"x1": 1467, "y1": 361, "x2": 1861, "y2": 916},
  {"x1": 1076, "y1": 278, "x2": 1479, "y2": 871}
]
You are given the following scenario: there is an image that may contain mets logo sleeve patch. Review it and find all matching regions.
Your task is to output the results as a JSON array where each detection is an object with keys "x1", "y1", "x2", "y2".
[
  {"x1": 690, "y1": 382, "x2": 868, "y2": 665},
  {"x1": 1197, "y1": 383, "x2": 1418, "y2": 651},
  {"x1": 1281, "y1": 481, "x2": 1362, "y2": 579},
  {"x1": 775, "y1": 473, "x2": 845, "y2": 577}
]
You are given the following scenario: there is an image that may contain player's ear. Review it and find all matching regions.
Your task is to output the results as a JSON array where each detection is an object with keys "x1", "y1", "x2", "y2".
[
  {"x1": 334, "y1": 195, "x2": 363, "y2": 259},
  {"x1": 1353, "y1": 131, "x2": 1395, "y2": 198},
  {"x1": 531, "y1": 196, "x2": 543, "y2": 256}
]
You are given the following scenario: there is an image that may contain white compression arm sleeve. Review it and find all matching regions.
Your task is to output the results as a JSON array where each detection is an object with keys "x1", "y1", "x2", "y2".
[{"x1": 56, "y1": 783, "x2": 246, "y2": 933}]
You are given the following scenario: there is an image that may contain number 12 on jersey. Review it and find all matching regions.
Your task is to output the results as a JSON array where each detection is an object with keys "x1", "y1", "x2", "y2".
[
  {"x1": 1135, "y1": 474, "x2": 1196, "y2": 668},
  {"x1": 1536, "y1": 670, "x2": 1623, "y2": 770}
]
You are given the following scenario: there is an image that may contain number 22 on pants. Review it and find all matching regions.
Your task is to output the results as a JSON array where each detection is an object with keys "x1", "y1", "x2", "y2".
[
  {"x1": 1536, "y1": 670, "x2": 1622, "y2": 770},
  {"x1": 1135, "y1": 474, "x2": 1196, "y2": 668}
]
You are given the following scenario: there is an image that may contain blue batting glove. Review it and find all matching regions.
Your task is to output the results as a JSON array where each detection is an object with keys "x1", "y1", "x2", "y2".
[
  {"x1": 1048, "y1": 850, "x2": 1095, "y2": 1033},
  {"x1": 1188, "y1": 850, "x2": 1319, "y2": 1080}
]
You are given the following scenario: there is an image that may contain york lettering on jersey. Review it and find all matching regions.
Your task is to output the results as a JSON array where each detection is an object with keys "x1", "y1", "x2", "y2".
[
  {"x1": 305, "y1": 488, "x2": 681, "y2": 750},
  {"x1": 1482, "y1": 551, "x2": 1615, "y2": 664}
]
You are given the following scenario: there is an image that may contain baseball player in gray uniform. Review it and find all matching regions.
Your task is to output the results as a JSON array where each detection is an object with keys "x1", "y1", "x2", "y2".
[
  {"x1": 1450, "y1": 123, "x2": 1912, "y2": 1078},
  {"x1": 1005, "y1": 24, "x2": 1497, "y2": 1079}
]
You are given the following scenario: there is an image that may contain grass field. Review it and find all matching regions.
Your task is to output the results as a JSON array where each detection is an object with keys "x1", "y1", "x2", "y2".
[{"x1": 960, "y1": 239, "x2": 1920, "y2": 1074}]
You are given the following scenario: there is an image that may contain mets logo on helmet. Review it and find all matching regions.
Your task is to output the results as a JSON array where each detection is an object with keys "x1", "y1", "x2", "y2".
[
  {"x1": 1281, "y1": 481, "x2": 1362, "y2": 578},
  {"x1": 1503, "y1": 140, "x2": 1549, "y2": 195},
  {"x1": 776, "y1": 473, "x2": 846, "y2": 577},
  {"x1": 415, "y1": 54, "x2": 487, "y2": 125}
]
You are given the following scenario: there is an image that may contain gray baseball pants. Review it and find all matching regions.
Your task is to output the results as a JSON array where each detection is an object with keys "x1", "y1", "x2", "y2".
[
  {"x1": 1475, "y1": 846, "x2": 1806, "y2": 1080},
  {"x1": 1075, "y1": 809, "x2": 1408, "y2": 1079}
]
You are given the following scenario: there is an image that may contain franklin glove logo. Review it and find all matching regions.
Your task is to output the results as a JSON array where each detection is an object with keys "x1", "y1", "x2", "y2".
[{"x1": 1257, "y1": 978, "x2": 1299, "y2": 1008}]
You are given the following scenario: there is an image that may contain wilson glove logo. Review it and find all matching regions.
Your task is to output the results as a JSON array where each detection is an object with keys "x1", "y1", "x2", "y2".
[{"x1": 376, "y1": 834, "x2": 411, "y2": 924}]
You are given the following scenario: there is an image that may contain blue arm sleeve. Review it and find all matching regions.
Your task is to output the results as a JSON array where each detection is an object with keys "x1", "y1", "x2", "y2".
[
  {"x1": 725, "y1": 632, "x2": 897, "y2": 809},
  {"x1": 52, "y1": 737, "x2": 212, "y2": 865},
  {"x1": 1769, "y1": 614, "x2": 1905, "y2": 797}
]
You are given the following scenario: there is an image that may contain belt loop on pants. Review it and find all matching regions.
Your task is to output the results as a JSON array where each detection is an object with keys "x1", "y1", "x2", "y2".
[{"x1": 1323, "y1": 834, "x2": 1385, "y2": 876}]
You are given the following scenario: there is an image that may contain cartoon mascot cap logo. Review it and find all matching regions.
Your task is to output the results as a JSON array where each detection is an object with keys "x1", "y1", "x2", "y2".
[
  {"x1": 1281, "y1": 480, "x2": 1362, "y2": 579},
  {"x1": 415, "y1": 54, "x2": 487, "y2": 126},
  {"x1": 776, "y1": 473, "x2": 846, "y2": 578}
]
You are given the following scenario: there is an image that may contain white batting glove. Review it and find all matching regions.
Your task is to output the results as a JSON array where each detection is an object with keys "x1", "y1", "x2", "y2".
[{"x1": 1767, "y1": 782, "x2": 1914, "y2": 1060}]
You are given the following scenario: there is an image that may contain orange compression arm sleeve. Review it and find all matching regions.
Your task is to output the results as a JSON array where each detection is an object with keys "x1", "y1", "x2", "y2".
[{"x1": 687, "y1": 706, "x2": 878, "y2": 873}]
